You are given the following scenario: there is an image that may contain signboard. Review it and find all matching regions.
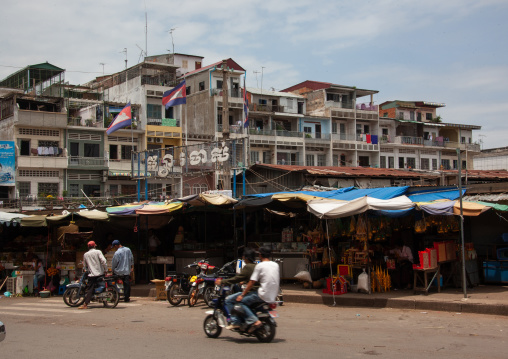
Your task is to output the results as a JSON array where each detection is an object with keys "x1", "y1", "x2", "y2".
[
  {"x1": 0, "y1": 141, "x2": 15, "y2": 186},
  {"x1": 132, "y1": 138, "x2": 247, "y2": 179}
]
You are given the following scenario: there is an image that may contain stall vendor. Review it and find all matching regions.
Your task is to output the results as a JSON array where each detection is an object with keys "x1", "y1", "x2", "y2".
[{"x1": 389, "y1": 238, "x2": 414, "y2": 290}]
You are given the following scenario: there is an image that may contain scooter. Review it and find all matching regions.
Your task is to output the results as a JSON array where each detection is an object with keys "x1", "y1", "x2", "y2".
[
  {"x1": 187, "y1": 259, "x2": 217, "y2": 307},
  {"x1": 203, "y1": 285, "x2": 280, "y2": 343},
  {"x1": 63, "y1": 272, "x2": 120, "y2": 308},
  {"x1": 165, "y1": 261, "x2": 202, "y2": 306}
]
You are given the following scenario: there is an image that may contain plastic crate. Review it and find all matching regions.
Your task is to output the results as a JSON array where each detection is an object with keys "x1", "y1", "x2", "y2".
[{"x1": 6, "y1": 277, "x2": 16, "y2": 294}]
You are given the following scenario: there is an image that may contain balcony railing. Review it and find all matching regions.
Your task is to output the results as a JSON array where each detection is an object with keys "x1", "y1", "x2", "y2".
[
  {"x1": 211, "y1": 88, "x2": 242, "y2": 98},
  {"x1": 68, "y1": 156, "x2": 107, "y2": 167},
  {"x1": 356, "y1": 103, "x2": 379, "y2": 112},
  {"x1": 68, "y1": 117, "x2": 104, "y2": 128},
  {"x1": 325, "y1": 100, "x2": 354, "y2": 109},
  {"x1": 147, "y1": 118, "x2": 181, "y2": 127}
]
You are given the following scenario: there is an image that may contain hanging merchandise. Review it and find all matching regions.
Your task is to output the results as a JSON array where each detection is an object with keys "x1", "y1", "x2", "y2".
[
  {"x1": 322, "y1": 247, "x2": 329, "y2": 265},
  {"x1": 349, "y1": 216, "x2": 356, "y2": 235},
  {"x1": 356, "y1": 214, "x2": 368, "y2": 242},
  {"x1": 415, "y1": 218, "x2": 427, "y2": 233}
]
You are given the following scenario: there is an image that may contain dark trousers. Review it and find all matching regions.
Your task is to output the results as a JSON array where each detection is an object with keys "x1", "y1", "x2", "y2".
[
  {"x1": 121, "y1": 274, "x2": 131, "y2": 300},
  {"x1": 84, "y1": 276, "x2": 100, "y2": 305}
]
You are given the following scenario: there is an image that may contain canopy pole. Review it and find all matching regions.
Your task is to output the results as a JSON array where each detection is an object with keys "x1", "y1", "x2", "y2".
[
  {"x1": 325, "y1": 219, "x2": 336, "y2": 306},
  {"x1": 457, "y1": 148, "x2": 467, "y2": 299}
]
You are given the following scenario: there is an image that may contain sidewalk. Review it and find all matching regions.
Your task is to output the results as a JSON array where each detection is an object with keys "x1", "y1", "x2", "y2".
[{"x1": 132, "y1": 282, "x2": 508, "y2": 316}]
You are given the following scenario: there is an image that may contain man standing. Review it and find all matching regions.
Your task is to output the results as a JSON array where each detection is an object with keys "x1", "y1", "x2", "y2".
[
  {"x1": 111, "y1": 239, "x2": 134, "y2": 302},
  {"x1": 79, "y1": 241, "x2": 107, "y2": 309},
  {"x1": 236, "y1": 246, "x2": 280, "y2": 332}
]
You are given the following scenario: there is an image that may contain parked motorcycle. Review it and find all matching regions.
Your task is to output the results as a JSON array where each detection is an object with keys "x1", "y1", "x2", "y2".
[
  {"x1": 203, "y1": 285, "x2": 280, "y2": 343},
  {"x1": 187, "y1": 259, "x2": 218, "y2": 307},
  {"x1": 165, "y1": 261, "x2": 202, "y2": 306},
  {"x1": 63, "y1": 272, "x2": 121, "y2": 308}
]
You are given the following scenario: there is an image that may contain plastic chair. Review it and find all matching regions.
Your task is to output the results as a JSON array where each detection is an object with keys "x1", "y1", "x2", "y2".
[{"x1": 58, "y1": 285, "x2": 67, "y2": 295}]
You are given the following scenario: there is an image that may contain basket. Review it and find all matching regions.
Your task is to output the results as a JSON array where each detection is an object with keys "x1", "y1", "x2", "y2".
[{"x1": 40, "y1": 290, "x2": 51, "y2": 298}]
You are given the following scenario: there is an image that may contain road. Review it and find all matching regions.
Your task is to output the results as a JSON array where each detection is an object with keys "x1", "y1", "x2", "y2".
[{"x1": 0, "y1": 296, "x2": 507, "y2": 359}]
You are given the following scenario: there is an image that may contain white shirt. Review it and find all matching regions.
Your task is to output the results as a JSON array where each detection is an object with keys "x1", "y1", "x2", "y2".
[
  {"x1": 250, "y1": 261, "x2": 280, "y2": 302},
  {"x1": 83, "y1": 248, "x2": 107, "y2": 277}
]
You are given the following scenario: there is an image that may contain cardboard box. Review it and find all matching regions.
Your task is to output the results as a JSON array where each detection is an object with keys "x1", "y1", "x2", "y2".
[
  {"x1": 427, "y1": 248, "x2": 438, "y2": 268},
  {"x1": 434, "y1": 242, "x2": 447, "y2": 262},
  {"x1": 150, "y1": 279, "x2": 167, "y2": 300},
  {"x1": 445, "y1": 241, "x2": 457, "y2": 261},
  {"x1": 419, "y1": 251, "x2": 430, "y2": 269}
]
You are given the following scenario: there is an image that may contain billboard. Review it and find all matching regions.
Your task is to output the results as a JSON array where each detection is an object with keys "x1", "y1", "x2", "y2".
[
  {"x1": 0, "y1": 141, "x2": 15, "y2": 186},
  {"x1": 132, "y1": 138, "x2": 247, "y2": 179}
]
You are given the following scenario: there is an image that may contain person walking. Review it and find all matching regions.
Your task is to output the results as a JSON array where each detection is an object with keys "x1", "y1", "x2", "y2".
[
  {"x1": 79, "y1": 241, "x2": 107, "y2": 309},
  {"x1": 111, "y1": 239, "x2": 134, "y2": 302}
]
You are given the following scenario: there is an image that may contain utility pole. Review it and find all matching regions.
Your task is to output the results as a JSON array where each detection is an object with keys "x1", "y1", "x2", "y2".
[{"x1": 221, "y1": 59, "x2": 231, "y2": 191}]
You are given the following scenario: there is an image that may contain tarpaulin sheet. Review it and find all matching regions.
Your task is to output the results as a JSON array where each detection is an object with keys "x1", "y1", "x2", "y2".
[
  {"x1": 418, "y1": 200, "x2": 491, "y2": 216},
  {"x1": 135, "y1": 202, "x2": 183, "y2": 215},
  {"x1": 324, "y1": 186, "x2": 409, "y2": 201},
  {"x1": 243, "y1": 187, "x2": 355, "y2": 198},
  {"x1": 0, "y1": 212, "x2": 29, "y2": 226},
  {"x1": 408, "y1": 188, "x2": 465, "y2": 202},
  {"x1": 307, "y1": 195, "x2": 414, "y2": 219},
  {"x1": 106, "y1": 204, "x2": 145, "y2": 215},
  {"x1": 474, "y1": 201, "x2": 508, "y2": 212}
]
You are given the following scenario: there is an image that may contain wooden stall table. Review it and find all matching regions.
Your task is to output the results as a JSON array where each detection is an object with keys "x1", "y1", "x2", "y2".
[{"x1": 413, "y1": 266, "x2": 440, "y2": 295}]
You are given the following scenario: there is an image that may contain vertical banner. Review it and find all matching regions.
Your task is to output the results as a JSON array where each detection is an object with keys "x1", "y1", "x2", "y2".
[{"x1": 0, "y1": 141, "x2": 15, "y2": 186}]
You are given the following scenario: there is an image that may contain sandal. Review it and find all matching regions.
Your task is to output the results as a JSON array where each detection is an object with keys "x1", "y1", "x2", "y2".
[
  {"x1": 248, "y1": 322, "x2": 263, "y2": 333},
  {"x1": 78, "y1": 305, "x2": 88, "y2": 310}
]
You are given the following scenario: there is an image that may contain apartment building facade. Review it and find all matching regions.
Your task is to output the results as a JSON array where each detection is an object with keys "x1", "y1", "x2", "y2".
[{"x1": 378, "y1": 101, "x2": 481, "y2": 171}]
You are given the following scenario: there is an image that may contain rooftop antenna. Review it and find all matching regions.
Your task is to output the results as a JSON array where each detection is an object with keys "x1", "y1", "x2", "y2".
[
  {"x1": 119, "y1": 48, "x2": 128, "y2": 69},
  {"x1": 478, "y1": 134, "x2": 486, "y2": 150},
  {"x1": 136, "y1": 44, "x2": 147, "y2": 63},
  {"x1": 168, "y1": 28, "x2": 177, "y2": 54},
  {"x1": 260, "y1": 66, "x2": 265, "y2": 95},
  {"x1": 99, "y1": 63, "x2": 106, "y2": 76},
  {"x1": 253, "y1": 70, "x2": 260, "y2": 88}
]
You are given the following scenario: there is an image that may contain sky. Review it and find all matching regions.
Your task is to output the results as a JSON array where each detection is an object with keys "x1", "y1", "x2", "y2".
[{"x1": 1, "y1": 0, "x2": 507, "y2": 148}]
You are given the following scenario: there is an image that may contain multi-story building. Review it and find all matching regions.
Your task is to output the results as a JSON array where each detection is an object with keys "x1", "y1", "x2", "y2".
[
  {"x1": 473, "y1": 147, "x2": 508, "y2": 171},
  {"x1": 378, "y1": 101, "x2": 481, "y2": 170},
  {"x1": 282, "y1": 81, "x2": 380, "y2": 167}
]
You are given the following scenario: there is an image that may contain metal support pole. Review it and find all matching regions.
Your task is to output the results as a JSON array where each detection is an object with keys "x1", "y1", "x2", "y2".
[
  {"x1": 233, "y1": 168, "x2": 237, "y2": 198},
  {"x1": 457, "y1": 148, "x2": 467, "y2": 298}
]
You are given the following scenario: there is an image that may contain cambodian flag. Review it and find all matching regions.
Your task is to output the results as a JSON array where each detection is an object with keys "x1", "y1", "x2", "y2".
[
  {"x1": 162, "y1": 80, "x2": 186, "y2": 108},
  {"x1": 243, "y1": 88, "x2": 249, "y2": 128},
  {"x1": 106, "y1": 102, "x2": 132, "y2": 135}
]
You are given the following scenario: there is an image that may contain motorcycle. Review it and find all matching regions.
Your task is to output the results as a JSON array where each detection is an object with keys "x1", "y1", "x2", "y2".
[
  {"x1": 203, "y1": 285, "x2": 280, "y2": 343},
  {"x1": 187, "y1": 259, "x2": 217, "y2": 307},
  {"x1": 63, "y1": 272, "x2": 121, "y2": 308},
  {"x1": 165, "y1": 261, "x2": 202, "y2": 306}
]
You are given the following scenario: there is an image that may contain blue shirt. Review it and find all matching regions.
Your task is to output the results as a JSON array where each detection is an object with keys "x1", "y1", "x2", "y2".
[{"x1": 112, "y1": 246, "x2": 134, "y2": 276}]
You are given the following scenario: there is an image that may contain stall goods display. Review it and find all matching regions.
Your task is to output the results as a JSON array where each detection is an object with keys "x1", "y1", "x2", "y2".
[{"x1": 371, "y1": 266, "x2": 391, "y2": 293}]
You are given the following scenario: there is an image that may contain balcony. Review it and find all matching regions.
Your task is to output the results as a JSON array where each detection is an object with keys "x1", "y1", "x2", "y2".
[
  {"x1": 211, "y1": 88, "x2": 242, "y2": 98},
  {"x1": 68, "y1": 156, "x2": 107, "y2": 168},
  {"x1": 356, "y1": 103, "x2": 379, "y2": 112},
  {"x1": 326, "y1": 100, "x2": 355, "y2": 110},
  {"x1": 18, "y1": 155, "x2": 68, "y2": 169},
  {"x1": 147, "y1": 118, "x2": 180, "y2": 127},
  {"x1": 248, "y1": 103, "x2": 304, "y2": 115},
  {"x1": 108, "y1": 159, "x2": 132, "y2": 172},
  {"x1": 331, "y1": 133, "x2": 379, "y2": 151},
  {"x1": 396, "y1": 136, "x2": 424, "y2": 145},
  {"x1": 67, "y1": 117, "x2": 104, "y2": 128},
  {"x1": 16, "y1": 109, "x2": 67, "y2": 128}
]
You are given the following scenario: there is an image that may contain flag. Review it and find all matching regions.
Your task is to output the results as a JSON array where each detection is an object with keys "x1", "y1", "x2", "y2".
[
  {"x1": 162, "y1": 80, "x2": 186, "y2": 108},
  {"x1": 243, "y1": 88, "x2": 249, "y2": 128},
  {"x1": 106, "y1": 102, "x2": 132, "y2": 135}
]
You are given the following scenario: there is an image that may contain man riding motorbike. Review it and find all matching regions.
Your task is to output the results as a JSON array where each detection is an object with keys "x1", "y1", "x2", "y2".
[
  {"x1": 235, "y1": 246, "x2": 280, "y2": 333},
  {"x1": 79, "y1": 241, "x2": 107, "y2": 310},
  {"x1": 215, "y1": 247, "x2": 257, "y2": 329}
]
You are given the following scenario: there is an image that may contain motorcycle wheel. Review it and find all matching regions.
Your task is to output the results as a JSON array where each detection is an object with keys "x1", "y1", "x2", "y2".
[
  {"x1": 188, "y1": 287, "x2": 198, "y2": 307},
  {"x1": 63, "y1": 287, "x2": 85, "y2": 307},
  {"x1": 168, "y1": 284, "x2": 183, "y2": 306},
  {"x1": 203, "y1": 314, "x2": 222, "y2": 338},
  {"x1": 103, "y1": 287, "x2": 120, "y2": 308},
  {"x1": 203, "y1": 286, "x2": 214, "y2": 308},
  {"x1": 255, "y1": 320, "x2": 276, "y2": 343}
]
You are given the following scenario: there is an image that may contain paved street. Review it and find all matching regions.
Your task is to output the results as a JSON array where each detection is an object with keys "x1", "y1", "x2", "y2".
[{"x1": 0, "y1": 296, "x2": 507, "y2": 359}]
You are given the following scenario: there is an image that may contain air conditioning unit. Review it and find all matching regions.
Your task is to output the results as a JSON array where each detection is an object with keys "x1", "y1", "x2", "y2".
[
  {"x1": 147, "y1": 137, "x2": 154, "y2": 143},
  {"x1": 155, "y1": 138, "x2": 163, "y2": 143}
]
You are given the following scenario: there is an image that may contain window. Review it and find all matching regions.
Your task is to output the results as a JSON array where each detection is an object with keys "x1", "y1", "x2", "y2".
[
  {"x1": 306, "y1": 154, "x2": 315, "y2": 166},
  {"x1": 109, "y1": 145, "x2": 118, "y2": 160},
  {"x1": 109, "y1": 185, "x2": 119, "y2": 196},
  {"x1": 421, "y1": 158, "x2": 430, "y2": 170},
  {"x1": 195, "y1": 62, "x2": 201, "y2": 70},
  {"x1": 262, "y1": 151, "x2": 271, "y2": 164},
  {"x1": 358, "y1": 156, "x2": 370, "y2": 167},
  {"x1": 165, "y1": 107, "x2": 174, "y2": 119},
  {"x1": 304, "y1": 127, "x2": 312, "y2": 133},
  {"x1": 217, "y1": 80, "x2": 223, "y2": 89},
  {"x1": 397, "y1": 112, "x2": 404, "y2": 119},
  {"x1": 340, "y1": 154, "x2": 346, "y2": 166},
  {"x1": 383, "y1": 112, "x2": 388, "y2": 117},
  {"x1": 453, "y1": 160, "x2": 458, "y2": 169},
  {"x1": 317, "y1": 154, "x2": 326, "y2": 166},
  {"x1": 339, "y1": 123, "x2": 346, "y2": 140},
  {"x1": 382, "y1": 128, "x2": 389, "y2": 136},
  {"x1": 333, "y1": 155, "x2": 339, "y2": 167},
  {"x1": 84, "y1": 143, "x2": 99, "y2": 157},
  {"x1": 332, "y1": 122, "x2": 337, "y2": 134},
  {"x1": 38, "y1": 182, "x2": 58, "y2": 196},
  {"x1": 147, "y1": 104, "x2": 162, "y2": 119},
  {"x1": 181, "y1": 60, "x2": 188, "y2": 69},
  {"x1": 20, "y1": 140, "x2": 30, "y2": 156},
  {"x1": 388, "y1": 157, "x2": 395, "y2": 168},
  {"x1": 407, "y1": 157, "x2": 416, "y2": 169},
  {"x1": 432, "y1": 158, "x2": 438, "y2": 170},
  {"x1": 417, "y1": 112, "x2": 422, "y2": 122},
  {"x1": 426, "y1": 113, "x2": 432, "y2": 121},
  {"x1": 461, "y1": 137, "x2": 466, "y2": 144},
  {"x1": 121, "y1": 185, "x2": 136, "y2": 195},
  {"x1": 83, "y1": 184, "x2": 100, "y2": 197},
  {"x1": 380, "y1": 156, "x2": 386, "y2": 168},
  {"x1": 410, "y1": 111, "x2": 415, "y2": 121},
  {"x1": 193, "y1": 184, "x2": 201, "y2": 195},
  {"x1": 186, "y1": 86, "x2": 191, "y2": 95},
  {"x1": 462, "y1": 161, "x2": 467, "y2": 169},
  {"x1": 251, "y1": 151, "x2": 259, "y2": 164},
  {"x1": 121, "y1": 145, "x2": 136, "y2": 160},
  {"x1": 399, "y1": 157, "x2": 405, "y2": 168},
  {"x1": 469, "y1": 138, "x2": 472, "y2": 144},
  {"x1": 18, "y1": 182, "x2": 31, "y2": 197},
  {"x1": 199, "y1": 81, "x2": 205, "y2": 91},
  {"x1": 69, "y1": 184, "x2": 79, "y2": 197},
  {"x1": 148, "y1": 183, "x2": 163, "y2": 199},
  {"x1": 70, "y1": 142, "x2": 79, "y2": 156},
  {"x1": 441, "y1": 159, "x2": 450, "y2": 170}
]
